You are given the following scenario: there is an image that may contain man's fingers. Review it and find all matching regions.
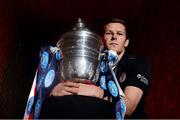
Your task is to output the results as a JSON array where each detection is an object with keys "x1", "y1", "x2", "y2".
[
  {"x1": 50, "y1": 89, "x2": 74, "y2": 96},
  {"x1": 62, "y1": 81, "x2": 80, "y2": 87},
  {"x1": 51, "y1": 87, "x2": 78, "y2": 95},
  {"x1": 64, "y1": 87, "x2": 79, "y2": 94},
  {"x1": 50, "y1": 81, "x2": 79, "y2": 96}
]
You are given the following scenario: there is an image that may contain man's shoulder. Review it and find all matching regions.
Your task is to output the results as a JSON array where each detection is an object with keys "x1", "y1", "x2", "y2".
[
  {"x1": 124, "y1": 54, "x2": 150, "y2": 92},
  {"x1": 127, "y1": 54, "x2": 149, "y2": 67}
]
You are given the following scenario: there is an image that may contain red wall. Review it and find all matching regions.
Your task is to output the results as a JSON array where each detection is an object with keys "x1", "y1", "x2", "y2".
[
  {"x1": 0, "y1": 0, "x2": 179, "y2": 118},
  {"x1": 132, "y1": 1, "x2": 180, "y2": 118},
  {"x1": 0, "y1": 0, "x2": 17, "y2": 117}
]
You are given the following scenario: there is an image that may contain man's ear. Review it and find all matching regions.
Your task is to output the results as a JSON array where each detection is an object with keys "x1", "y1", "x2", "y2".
[{"x1": 125, "y1": 39, "x2": 129, "y2": 47}]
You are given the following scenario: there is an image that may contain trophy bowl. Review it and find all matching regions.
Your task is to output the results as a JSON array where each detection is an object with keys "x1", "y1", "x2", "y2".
[{"x1": 56, "y1": 18, "x2": 103, "y2": 84}]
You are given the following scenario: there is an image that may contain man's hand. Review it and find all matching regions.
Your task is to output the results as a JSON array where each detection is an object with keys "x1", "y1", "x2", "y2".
[
  {"x1": 78, "y1": 83, "x2": 104, "y2": 98},
  {"x1": 50, "y1": 81, "x2": 79, "y2": 96},
  {"x1": 50, "y1": 81, "x2": 104, "y2": 99}
]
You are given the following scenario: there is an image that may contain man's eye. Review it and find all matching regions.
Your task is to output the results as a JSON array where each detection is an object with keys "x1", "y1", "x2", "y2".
[
  {"x1": 105, "y1": 32, "x2": 112, "y2": 35},
  {"x1": 117, "y1": 32, "x2": 125, "y2": 36}
]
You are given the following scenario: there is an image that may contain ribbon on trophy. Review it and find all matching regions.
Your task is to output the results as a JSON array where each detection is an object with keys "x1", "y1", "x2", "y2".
[
  {"x1": 23, "y1": 46, "x2": 62, "y2": 119},
  {"x1": 23, "y1": 46, "x2": 126, "y2": 120},
  {"x1": 98, "y1": 49, "x2": 126, "y2": 120}
]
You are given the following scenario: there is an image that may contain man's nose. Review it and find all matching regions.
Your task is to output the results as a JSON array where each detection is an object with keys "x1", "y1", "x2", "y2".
[{"x1": 112, "y1": 33, "x2": 117, "y2": 40}]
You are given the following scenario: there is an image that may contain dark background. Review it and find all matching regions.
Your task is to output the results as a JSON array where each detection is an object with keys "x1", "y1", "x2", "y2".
[{"x1": 0, "y1": 0, "x2": 180, "y2": 118}]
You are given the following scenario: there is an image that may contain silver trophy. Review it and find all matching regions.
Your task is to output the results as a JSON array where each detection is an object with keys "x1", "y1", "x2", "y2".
[{"x1": 56, "y1": 18, "x2": 103, "y2": 84}]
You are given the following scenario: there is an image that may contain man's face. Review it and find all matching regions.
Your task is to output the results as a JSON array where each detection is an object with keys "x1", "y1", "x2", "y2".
[{"x1": 103, "y1": 23, "x2": 129, "y2": 54}]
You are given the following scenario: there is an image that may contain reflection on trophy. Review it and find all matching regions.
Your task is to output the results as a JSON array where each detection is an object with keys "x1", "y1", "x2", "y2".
[{"x1": 56, "y1": 18, "x2": 103, "y2": 84}]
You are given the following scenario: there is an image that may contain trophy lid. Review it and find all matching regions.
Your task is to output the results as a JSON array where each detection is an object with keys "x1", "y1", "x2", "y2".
[{"x1": 56, "y1": 18, "x2": 101, "y2": 47}]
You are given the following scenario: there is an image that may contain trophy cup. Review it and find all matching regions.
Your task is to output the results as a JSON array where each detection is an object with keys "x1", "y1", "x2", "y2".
[{"x1": 56, "y1": 18, "x2": 103, "y2": 84}]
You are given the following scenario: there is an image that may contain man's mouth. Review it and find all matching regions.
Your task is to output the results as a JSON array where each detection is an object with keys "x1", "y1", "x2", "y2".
[{"x1": 110, "y1": 43, "x2": 118, "y2": 45}]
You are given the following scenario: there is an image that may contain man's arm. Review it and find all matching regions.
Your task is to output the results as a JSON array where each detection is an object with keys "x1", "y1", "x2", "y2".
[{"x1": 123, "y1": 86, "x2": 143, "y2": 116}]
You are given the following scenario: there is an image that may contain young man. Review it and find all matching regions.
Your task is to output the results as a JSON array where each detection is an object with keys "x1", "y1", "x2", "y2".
[
  {"x1": 40, "y1": 18, "x2": 150, "y2": 119},
  {"x1": 101, "y1": 18, "x2": 150, "y2": 118}
]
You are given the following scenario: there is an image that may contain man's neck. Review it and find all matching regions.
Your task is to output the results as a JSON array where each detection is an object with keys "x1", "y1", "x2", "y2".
[{"x1": 117, "y1": 49, "x2": 125, "y2": 61}]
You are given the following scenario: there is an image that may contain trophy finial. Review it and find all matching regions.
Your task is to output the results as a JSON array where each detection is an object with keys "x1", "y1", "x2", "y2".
[
  {"x1": 74, "y1": 18, "x2": 86, "y2": 30},
  {"x1": 78, "y1": 18, "x2": 82, "y2": 23}
]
